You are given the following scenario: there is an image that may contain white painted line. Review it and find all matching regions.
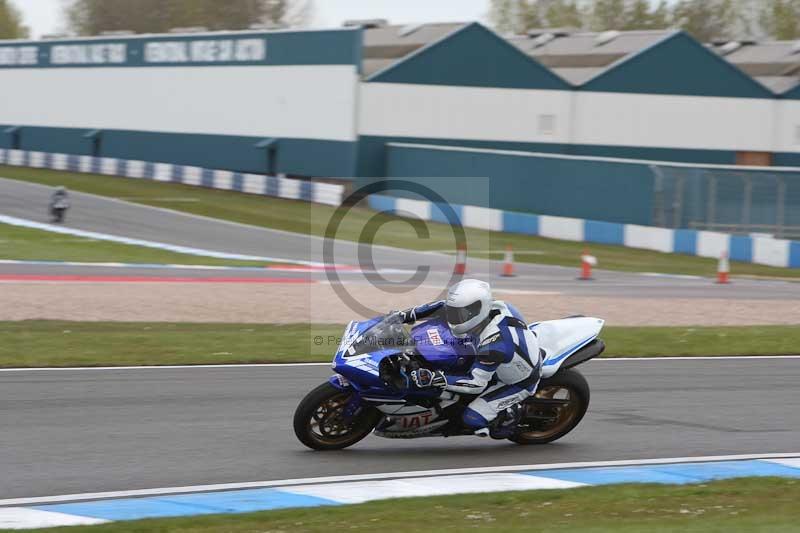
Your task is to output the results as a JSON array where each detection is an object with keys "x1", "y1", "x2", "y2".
[
  {"x1": 1, "y1": 356, "x2": 798, "y2": 372},
  {"x1": 0, "y1": 176, "x2": 449, "y2": 264},
  {"x1": 2, "y1": 453, "x2": 797, "y2": 507},
  {"x1": 285, "y1": 473, "x2": 583, "y2": 504},
  {"x1": 0, "y1": 214, "x2": 322, "y2": 266},
  {"x1": 766, "y1": 458, "x2": 800, "y2": 469},
  {"x1": 0, "y1": 508, "x2": 108, "y2": 529},
  {"x1": 639, "y1": 272, "x2": 705, "y2": 280}
]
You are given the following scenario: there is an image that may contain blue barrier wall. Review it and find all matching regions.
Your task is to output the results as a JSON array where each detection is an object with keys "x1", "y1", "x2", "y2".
[
  {"x1": 0, "y1": 126, "x2": 358, "y2": 176},
  {"x1": 378, "y1": 144, "x2": 656, "y2": 225},
  {"x1": 356, "y1": 136, "x2": 738, "y2": 178}
]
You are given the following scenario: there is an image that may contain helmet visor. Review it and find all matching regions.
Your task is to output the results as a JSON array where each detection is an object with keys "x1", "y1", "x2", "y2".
[{"x1": 445, "y1": 301, "x2": 483, "y2": 326}]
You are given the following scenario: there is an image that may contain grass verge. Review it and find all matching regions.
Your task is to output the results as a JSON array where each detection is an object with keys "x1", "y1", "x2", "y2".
[
  {"x1": 3, "y1": 166, "x2": 798, "y2": 279},
  {"x1": 0, "y1": 222, "x2": 267, "y2": 267},
  {"x1": 14, "y1": 477, "x2": 800, "y2": 532},
  {"x1": 3, "y1": 321, "x2": 799, "y2": 367}
]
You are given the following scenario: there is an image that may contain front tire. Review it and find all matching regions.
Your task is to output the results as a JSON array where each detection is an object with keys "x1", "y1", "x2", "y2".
[
  {"x1": 293, "y1": 382, "x2": 381, "y2": 451},
  {"x1": 509, "y1": 368, "x2": 590, "y2": 445}
]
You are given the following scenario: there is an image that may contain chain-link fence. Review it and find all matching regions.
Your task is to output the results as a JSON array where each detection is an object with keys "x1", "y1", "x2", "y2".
[{"x1": 651, "y1": 164, "x2": 800, "y2": 239}]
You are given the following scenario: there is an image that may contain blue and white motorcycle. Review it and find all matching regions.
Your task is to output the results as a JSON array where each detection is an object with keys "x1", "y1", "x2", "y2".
[{"x1": 294, "y1": 313, "x2": 605, "y2": 450}]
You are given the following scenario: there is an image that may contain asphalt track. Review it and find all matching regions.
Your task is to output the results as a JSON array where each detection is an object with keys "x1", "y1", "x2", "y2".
[
  {"x1": 2, "y1": 176, "x2": 799, "y2": 299},
  {"x1": 2, "y1": 358, "x2": 798, "y2": 500}
]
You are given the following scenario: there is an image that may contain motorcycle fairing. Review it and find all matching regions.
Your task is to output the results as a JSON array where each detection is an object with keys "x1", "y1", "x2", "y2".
[{"x1": 530, "y1": 317, "x2": 605, "y2": 379}]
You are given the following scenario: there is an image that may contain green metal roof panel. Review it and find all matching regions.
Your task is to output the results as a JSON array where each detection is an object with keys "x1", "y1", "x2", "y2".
[
  {"x1": 367, "y1": 23, "x2": 570, "y2": 90},
  {"x1": 780, "y1": 81, "x2": 800, "y2": 99},
  {"x1": 582, "y1": 32, "x2": 773, "y2": 98}
]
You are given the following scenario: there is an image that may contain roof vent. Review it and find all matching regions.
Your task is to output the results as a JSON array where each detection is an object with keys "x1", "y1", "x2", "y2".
[
  {"x1": 530, "y1": 32, "x2": 556, "y2": 48},
  {"x1": 100, "y1": 30, "x2": 135, "y2": 36},
  {"x1": 719, "y1": 41, "x2": 742, "y2": 55},
  {"x1": 168, "y1": 26, "x2": 208, "y2": 34},
  {"x1": 528, "y1": 27, "x2": 574, "y2": 38},
  {"x1": 398, "y1": 23, "x2": 424, "y2": 37},
  {"x1": 594, "y1": 30, "x2": 620, "y2": 46},
  {"x1": 343, "y1": 19, "x2": 388, "y2": 29}
]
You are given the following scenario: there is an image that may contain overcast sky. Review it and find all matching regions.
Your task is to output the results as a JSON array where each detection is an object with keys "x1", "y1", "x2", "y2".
[{"x1": 15, "y1": 0, "x2": 491, "y2": 38}]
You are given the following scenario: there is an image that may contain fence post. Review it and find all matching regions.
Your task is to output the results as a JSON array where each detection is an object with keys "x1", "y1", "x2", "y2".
[
  {"x1": 650, "y1": 164, "x2": 666, "y2": 227},
  {"x1": 674, "y1": 174, "x2": 684, "y2": 229},
  {"x1": 742, "y1": 174, "x2": 752, "y2": 228},
  {"x1": 776, "y1": 177, "x2": 786, "y2": 239},
  {"x1": 706, "y1": 173, "x2": 717, "y2": 227}
]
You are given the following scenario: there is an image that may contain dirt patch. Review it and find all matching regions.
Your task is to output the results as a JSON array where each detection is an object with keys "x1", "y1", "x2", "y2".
[{"x1": 2, "y1": 281, "x2": 799, "y2": 326}]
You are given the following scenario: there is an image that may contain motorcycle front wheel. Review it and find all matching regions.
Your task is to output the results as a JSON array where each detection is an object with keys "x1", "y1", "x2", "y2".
[
  {"x1": 509, "y1": 368, "x2": 590, "y2": 445},
  {"x1": 293, "y1": 382, "x2": 381, "y2": 451}
]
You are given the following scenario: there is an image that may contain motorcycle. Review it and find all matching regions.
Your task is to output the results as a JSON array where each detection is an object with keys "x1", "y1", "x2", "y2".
[
  {"x1": 49, "y1": 198, "x2": 70, "y2": 223},
  {"x1": 294, "y1": 313, "x2": 605, "y2": 450}
]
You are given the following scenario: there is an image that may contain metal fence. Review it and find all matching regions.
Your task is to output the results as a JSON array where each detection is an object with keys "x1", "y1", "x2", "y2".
[{"x1": 651, "y1": 164, "x2": 800, "y2": 239}]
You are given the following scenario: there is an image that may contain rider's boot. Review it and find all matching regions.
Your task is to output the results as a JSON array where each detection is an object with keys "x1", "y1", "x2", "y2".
[
  {"x1": 487, "y1": 404, "x2": 523, "y2": 439},
  {"x1": 474, "y1": 427, "x2": 490, "y2": 438}
]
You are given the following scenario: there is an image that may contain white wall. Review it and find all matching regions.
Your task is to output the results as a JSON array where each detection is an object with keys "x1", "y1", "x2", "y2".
[
  {"x1": 359, "y1": 82, "x2": 785, "y2": 154},
  {"x1": 774, "y1": 100, "x2": 800, "y2": 154},
  {"x1": 359, "y1": 82, "x2": 572, "y2": 143},
  {"x1": 573, "y1": 91, "x2": 774, "y2": 152},
  {"x1": 0, "y1": 65, "x2": 359, "y2": 141}
]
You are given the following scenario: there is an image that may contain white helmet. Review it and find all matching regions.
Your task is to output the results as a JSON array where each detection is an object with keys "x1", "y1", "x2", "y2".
[{"x1": 445, "y1": 279, "x2": 492, "y2": 337}]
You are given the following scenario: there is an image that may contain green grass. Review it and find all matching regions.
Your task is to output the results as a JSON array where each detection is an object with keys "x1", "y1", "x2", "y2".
[
  {"x1": 1, "y1": 322, "x2": 341, "y2": 367},
  {"x1": 13, "y1": 477, "x2": 800, "y2": 533},
  {"x1": 0, "y1": 222, "x2": 267, "y2": 266},
  {"x1": 3, "y1": 165, "x2": 798, "y2": 279},
  {"x1": 601, "y1": 325, "x2": 800, "y2": 357},
  {"x1": 3, "y1": 321, "x2": 799, "y2": 368}
]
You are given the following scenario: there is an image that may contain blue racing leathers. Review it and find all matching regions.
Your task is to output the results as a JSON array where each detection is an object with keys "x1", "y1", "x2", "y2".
[{"x1": 400, "y1": 300, "x2": 541, "y2": 430}]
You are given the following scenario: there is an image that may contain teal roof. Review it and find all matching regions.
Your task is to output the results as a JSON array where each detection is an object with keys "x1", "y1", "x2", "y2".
[
  {"x1": 367, "y1": 22, "x2": 570, "y2": 90},
  {"x1": 780, "y1": 81, "x2": 800, "y2": 99},
  {"x1": 581, "y1": 31, "x2": 773, "y2": 98}
]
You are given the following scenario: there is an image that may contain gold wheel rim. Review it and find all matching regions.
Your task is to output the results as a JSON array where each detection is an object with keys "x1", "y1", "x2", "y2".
[
  {"x1": 307, "y1": 392, "x2": 363, "y2": 445},
  {"x1": 518, "y1": 385, "x2": 580, "y2": 440}
]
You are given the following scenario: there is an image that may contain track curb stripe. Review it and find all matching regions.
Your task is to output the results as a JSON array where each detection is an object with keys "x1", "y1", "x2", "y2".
[{"x1": 3, "y1": 454, "x2": 800, "y2": 528}]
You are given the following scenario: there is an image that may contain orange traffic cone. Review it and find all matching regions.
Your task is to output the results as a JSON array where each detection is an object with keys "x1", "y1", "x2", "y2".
[
  {"x1": 579, "y1": 248, "x2": 596, "y2": 281},
  {"x1": 454, "y1": 244, "x2": 467, "y2": 275},
  {"x1": 716, "y1": 251, "x2": 730, "y2": 284},
  {"x1": 501, "y1": 245, "x2": 515, "y2": 277}
]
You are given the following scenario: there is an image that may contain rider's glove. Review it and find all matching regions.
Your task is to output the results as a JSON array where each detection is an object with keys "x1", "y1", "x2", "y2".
[
  {"x1": 411, "y1": 368, "x2": 447, "y2": 389},
  {"x1": 390, "y1": 309, "x2": 415, "y2": 324}
]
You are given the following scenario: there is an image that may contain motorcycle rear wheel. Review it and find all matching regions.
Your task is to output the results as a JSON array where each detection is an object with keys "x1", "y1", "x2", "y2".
[
  {"x1": 509, "y1": 368, "x2": 590, "y2": 445},
  {"x1": 293, "y1": 382, "x2": 381, "y2": 451}
]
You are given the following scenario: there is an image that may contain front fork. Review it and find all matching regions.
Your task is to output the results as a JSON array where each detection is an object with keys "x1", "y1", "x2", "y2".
[{"x1": 328, "y1": 374, "x2": 364, "y2": 423}]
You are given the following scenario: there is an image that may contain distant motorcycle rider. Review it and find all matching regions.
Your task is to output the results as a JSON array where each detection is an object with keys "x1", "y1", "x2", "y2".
[
  {"x1": 395, "y1": 279, "x2": 541, "y2": 438},
  {"x1": 49, "y1": 186, "x2": 70, "y2": 223}
]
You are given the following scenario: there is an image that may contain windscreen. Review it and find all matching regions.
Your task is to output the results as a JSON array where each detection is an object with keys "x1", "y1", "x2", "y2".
[{"x1": 347, "y1": 315, "x2": 414, "y2": 357}]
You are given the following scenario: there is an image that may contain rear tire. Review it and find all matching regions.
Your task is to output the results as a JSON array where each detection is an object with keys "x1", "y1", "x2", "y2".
[
  {"x1": 293, "y1": 382, "x2": 381, "y2": 451},
  {"x1": 509, "y1": 368, "x2": 590, "y2": 445}
]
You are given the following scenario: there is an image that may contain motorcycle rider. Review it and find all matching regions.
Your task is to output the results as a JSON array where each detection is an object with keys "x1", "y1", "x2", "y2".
[
  {"x1": 395, "y1": 279, "x2": 541, "y2": 438},
  {"x1": 49, "y1": 186, "x2": 70, "y2": 223}
]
